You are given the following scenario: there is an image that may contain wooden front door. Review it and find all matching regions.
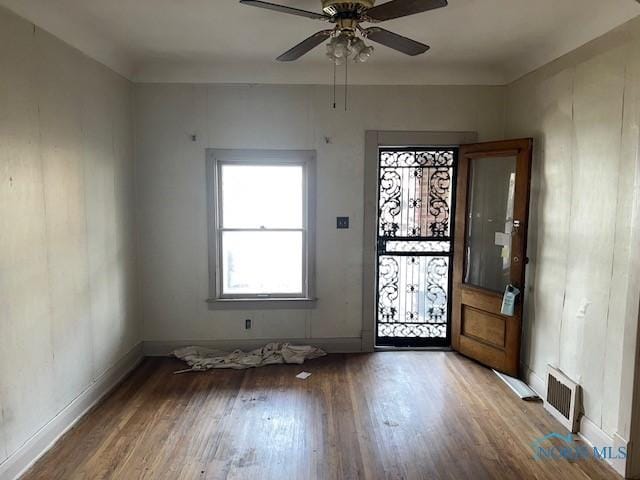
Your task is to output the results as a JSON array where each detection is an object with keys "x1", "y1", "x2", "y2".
[{"x1": 452, "y1": 139, "x2": 532, "y2": 376}]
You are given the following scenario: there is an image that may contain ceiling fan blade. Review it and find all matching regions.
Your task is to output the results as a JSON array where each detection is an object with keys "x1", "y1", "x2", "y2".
[
  {"x1": 277, "y1": 30, "x2": 334, "y2": 61},
  {"x1": 364, "y1": 27, "x2": 429, "y2": 56},
  {"x1": 239, "y1": 0, "x2": 329, "y2": 20},
  {"x1": 366, "y1": 0, "x2": 447, "y2": 22}
]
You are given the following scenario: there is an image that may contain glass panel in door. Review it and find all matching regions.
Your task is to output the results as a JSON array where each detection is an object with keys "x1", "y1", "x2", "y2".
[{"x1": 464, "y1": 155, "x2": 517, "y2": 293}]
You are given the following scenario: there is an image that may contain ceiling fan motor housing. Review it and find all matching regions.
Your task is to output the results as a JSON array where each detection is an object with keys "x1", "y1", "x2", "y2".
[{"x1": 322, "y1": 1, "x2": 375, "y2": 16}]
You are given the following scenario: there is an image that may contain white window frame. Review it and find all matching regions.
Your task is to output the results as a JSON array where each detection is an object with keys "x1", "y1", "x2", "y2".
[{"x1": 206, "y1": 149, "x2": 316, "y2": 304}]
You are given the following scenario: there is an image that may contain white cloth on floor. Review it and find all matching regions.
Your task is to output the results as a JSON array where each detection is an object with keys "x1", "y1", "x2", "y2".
[{"x1": 173, "y1": 343, "x2": 326, "y2": 371}]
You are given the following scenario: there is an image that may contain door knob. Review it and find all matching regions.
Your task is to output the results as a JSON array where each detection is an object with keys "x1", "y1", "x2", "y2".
[{"x1": 513, "y1": 220, "x2": 521, "y2": 232}]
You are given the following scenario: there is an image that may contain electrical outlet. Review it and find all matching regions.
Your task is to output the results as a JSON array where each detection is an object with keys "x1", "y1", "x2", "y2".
[
  {"x1": 337, "y1": 216, "x2": 349, "y2": 229},
  {"x1": 245, "y1": 319, "x2": 252, "y2": 330}
]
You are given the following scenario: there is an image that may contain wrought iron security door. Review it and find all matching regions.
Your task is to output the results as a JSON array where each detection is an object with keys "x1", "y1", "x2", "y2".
[{"x1": 376, "y1": 147, "x2": 457, "y2": 347}]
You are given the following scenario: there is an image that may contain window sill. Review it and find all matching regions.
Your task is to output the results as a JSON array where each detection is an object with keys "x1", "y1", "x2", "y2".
[{"x1": 206, "y1": 297, "x2": 317, "y2": 310}]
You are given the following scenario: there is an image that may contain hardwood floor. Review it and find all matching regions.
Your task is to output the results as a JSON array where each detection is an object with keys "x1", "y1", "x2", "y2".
[{"x1": 23, "y1": 352, "x2": 619, "y2": 480}]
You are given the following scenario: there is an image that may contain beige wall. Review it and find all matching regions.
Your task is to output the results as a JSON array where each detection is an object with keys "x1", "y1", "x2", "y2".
[
  {"x1": 0, "y1": 6, "x2": 138, "y2": 468},
  {"x1": 4, "y1": 0, "x2": 640, "y2": 474},
  {"x1": 506, "y1": 17, "x2": 640, "y2": 449},
  {"x1": 134, "y1": 83, "x2": 505, "y2": 347}
]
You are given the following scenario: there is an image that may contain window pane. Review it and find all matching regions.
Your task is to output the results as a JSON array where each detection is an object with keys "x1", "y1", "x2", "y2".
[
  {"x1": 221, "y1": 164, "x2": 303, "y2": 228},
  {"x1": 222, "y1": 231, "x2": 303, "y2": 295}
]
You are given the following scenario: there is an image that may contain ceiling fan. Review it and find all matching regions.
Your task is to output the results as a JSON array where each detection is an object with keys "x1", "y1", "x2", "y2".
[{"x1": 239, "y1": 0, "x2": 448, "y2": 64}]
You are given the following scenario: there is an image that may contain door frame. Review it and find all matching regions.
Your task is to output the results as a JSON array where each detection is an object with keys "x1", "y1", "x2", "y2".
[{"x1": 362, "y1": 130, "x2": 478, "y2": 352}]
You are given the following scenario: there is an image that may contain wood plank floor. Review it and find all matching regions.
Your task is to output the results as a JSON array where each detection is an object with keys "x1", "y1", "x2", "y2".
[{"x1": 23, "y1": 352, "x2": 619, "y2": 480}]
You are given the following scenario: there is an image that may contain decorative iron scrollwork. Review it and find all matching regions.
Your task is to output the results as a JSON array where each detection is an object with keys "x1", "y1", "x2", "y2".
[
  {"x1": 378, "y1": 323, "x2": 447, "y2": 338},
  {"x1": 378, "y1": 169, "x2": 401, "y2": 237},
  {"x1": 380, "y1": 150, "x2": 454, "y2": 168},
  {"x1": 385, "y1": 241, "x2": 450, "y2": 253},
  {"x1": 378, "y1": 149, "x2": 454, "y2": 239},
  {"x1": 428, "y1": 167, "x2": 451, "y2": 237},
  {"x1": 425, "y1": 257, "x2": 448, "y2": 322},
  {"x1": 376, "y1": 148, "x2": 456, "y2": 342},
  {"x1": 377, "y1": 255, "x2": 450, "y2": 337},
  {"x1": 378, "y1": 256, "x2": 399, "y2": 321}
]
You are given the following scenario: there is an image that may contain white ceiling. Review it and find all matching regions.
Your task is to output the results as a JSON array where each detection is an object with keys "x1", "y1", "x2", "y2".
[{"x1": 1, "y1": 0, "x2": 639, "y2": 84}]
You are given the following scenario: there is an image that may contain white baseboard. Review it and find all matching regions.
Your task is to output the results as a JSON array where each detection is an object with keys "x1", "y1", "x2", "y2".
[
  {"x1": 579, "y1": 416, "x2": 614, "y2": 454},
  {"x1": 0, "y1": 342, "x2": 144, "y2": 480},
  {"x1": 579, "y1": 416, "x2": 629, "y2": 477},
  {"x1": 143, "y1": 337, "x2": 363, "y2": 356},
  {"x1": 611, "y1": 433, "x2": 631, "y2": 478},
  {"x1": 523, "y1": 365, "x2": 629, "y2": 477}
]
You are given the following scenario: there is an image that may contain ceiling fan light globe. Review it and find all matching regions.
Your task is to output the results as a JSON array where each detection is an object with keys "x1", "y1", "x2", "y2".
[
  {"x1": 333, "y1": 43, "x2": 348, "y2": 58},
  {"x1": 355, "y1": 45, "x2": 374, "y2": 62},
  {"x1": 350, "y1": 38, "x2": 365, "y2": 54}
]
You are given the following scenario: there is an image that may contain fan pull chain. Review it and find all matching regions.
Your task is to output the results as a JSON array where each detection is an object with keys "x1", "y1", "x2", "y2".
[
  {"x1": 344, "y1": 56, "x2": 348, "y2": 111},
  {"x1": 332, "y1": 60, "x2": 337, "y2": 109}
]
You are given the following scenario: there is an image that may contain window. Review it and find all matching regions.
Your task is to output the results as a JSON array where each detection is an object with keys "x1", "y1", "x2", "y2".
[{"x1": 207, "y1": 149, "x2": 315, "y2": 302}]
